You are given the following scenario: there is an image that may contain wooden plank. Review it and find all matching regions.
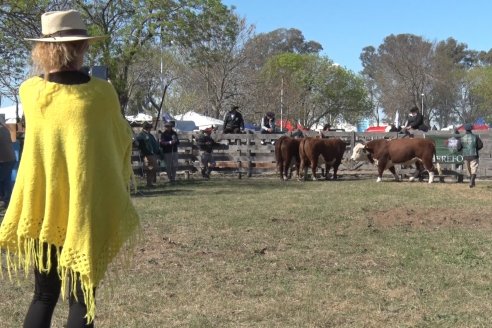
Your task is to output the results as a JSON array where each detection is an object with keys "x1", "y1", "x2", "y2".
[
  {"x1": 250, "y1": 162, "x2": 277, "y2": 169},
  {"x1": 215, "y1": 161, "x2": 240, "y2": 169}
]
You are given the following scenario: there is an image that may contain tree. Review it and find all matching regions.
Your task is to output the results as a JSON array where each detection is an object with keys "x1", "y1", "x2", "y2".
[
  {"x1": 0, "y1": 1, "x2": 54, "y2": 107},
  {"x1": 76, "y1": 0, "x2": 234, "y2": 113},
  {"x1": 467, "y1": 66, "x2": 492, "y2": 123},
  {"x1": 359, "y1": 33, "x2": 492, "y2": 128},
  {"x1": 125, "y1": 48, "x2": 184, "y2": 129},
  {"x1": 378, "y1": 34, "x2": 433, "y2": 120},
  {"x1": 175, "y1": 6, "x2": 253, "y2": 119},
  {"x1": 261, "y1": 53, "x2": 371, "y2": 128},
  {"x1": 0, "y1": 32, "x2": 25, "y2": 108},
  {"x1": 360, "y1": 46, "x2": 383, "y2": 125},
  {"x1": 360, "y1": 34, "x2": 435, "y2": 126},
  {"x1": 0, "y1": 0, "x2": 233, "y2": 115},
  {"x1": 431, "y1": 38, "x2": 469, "y2": 127},
  {"x1": 238, "y1": 28, "x2": 323, "y2": 124},
  {"x1": 243, "y1": 28, "x2": 322, "y2": 69}
]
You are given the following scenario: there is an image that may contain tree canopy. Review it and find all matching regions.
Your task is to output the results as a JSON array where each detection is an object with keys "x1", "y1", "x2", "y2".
[
  {"x1": 1, "y1": 2, "x2": 492, "y2": 129},
  {"x1": 361, "y1": 33, "x2": 491, "y2": 128}
]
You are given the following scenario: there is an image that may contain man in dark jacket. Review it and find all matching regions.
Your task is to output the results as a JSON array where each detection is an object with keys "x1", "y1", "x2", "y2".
[
  {"x1": 223, "y1": 105, "x2": 244, "y2": 133},
  {"x1": 160, "y1": 122, "x2": 179, "y2": 182},
  {"x1": 458, "y1": 123, "x2": 483, "y2": 188},
  {"x1": 260, "y1": 112, "x2": 276, "y2": 134},
  {"x1": 136, "y1": 122, "x2": 160, "y2": 187},
  {"x1": 403, "y1": 106, "x2": 428, "y2": 132},
  {"x1": 196, "y1": 128, "x2": 216, "y2": 179}
]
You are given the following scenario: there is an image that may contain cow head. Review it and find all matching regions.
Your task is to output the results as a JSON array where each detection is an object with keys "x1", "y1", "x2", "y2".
[{"x1": 350, "y1": 143, "x2": 370, "y2": 162}]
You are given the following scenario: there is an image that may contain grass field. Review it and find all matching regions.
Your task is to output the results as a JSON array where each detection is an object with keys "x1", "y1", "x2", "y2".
[{"x1": 2, "y1": 176, "x2": 492, "y2": 327}]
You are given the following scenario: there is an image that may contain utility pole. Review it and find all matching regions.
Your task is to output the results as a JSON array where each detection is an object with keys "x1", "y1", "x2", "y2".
[
  {"x1": 280, "y1": 77, "x2": 284, "y2": 132},
  {"x1": 421, "y1": 93, "x2": 424, "y2": 115}
]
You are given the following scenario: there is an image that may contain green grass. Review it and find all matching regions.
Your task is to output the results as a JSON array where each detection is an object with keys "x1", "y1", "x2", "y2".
[{"x1": 2, "y1": 177, "x2": 492, "y2": 327}]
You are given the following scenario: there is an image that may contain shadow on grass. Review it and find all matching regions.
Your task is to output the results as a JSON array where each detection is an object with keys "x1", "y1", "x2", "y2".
[
  {"x1": 132, "y1": 188, "x2": 194, "y2": 198},
  {"x1": 131, "y1": 179, "x2": 209, "y2": 197},
  {"x1": 131, "y1": 174, "x2": 393, "y2": 197}
]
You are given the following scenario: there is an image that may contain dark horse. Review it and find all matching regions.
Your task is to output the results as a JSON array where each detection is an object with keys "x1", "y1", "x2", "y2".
[{"x1": 275, "y1": 136, "x2": 301, "y2": 180}]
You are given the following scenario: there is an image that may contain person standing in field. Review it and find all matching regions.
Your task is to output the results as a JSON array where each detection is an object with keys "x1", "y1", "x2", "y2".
[
  {"x1": 160, "y1": 121, "x2": 179, "y2": 183},
  {"x1": 197, "y1": 127, "x2": 216, "y2": 179},
  {"x1": 458, "y1": 123, "x2": 483, "y2": 188},
  {"x1": 0, "y1": 119, "x2": 16, "y2": 214},
  {"x1": 136, "y1": 121, "x2": 161, "y2": 187},
  {"x1": 0, "y1": 10, "x2": 140, "y2": 327}
]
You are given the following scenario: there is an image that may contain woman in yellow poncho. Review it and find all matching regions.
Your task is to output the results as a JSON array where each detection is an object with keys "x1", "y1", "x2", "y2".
[{"x1": 0, "y1": 10, "x2": 140, "y2": 327}]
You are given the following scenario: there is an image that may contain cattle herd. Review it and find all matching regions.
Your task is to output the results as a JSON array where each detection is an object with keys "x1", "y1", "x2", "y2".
[{"x1": 275, "y1": 136, "x2": 441, "y2": 183}]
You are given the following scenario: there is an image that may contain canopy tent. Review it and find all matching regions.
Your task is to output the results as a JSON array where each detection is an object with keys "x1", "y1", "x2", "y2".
[
  {"x1": 125, "y1": 113, "x2": 153, "y2": 124},
  {"x1": 456, "y1": 123, "x2": 489, "y2": 131},
  {"x1": 0, "y1": 104, "x2": 23, "y2": 124},
  {"x1": 174, "y1": 111, "x2": 223, "y2": 130}
]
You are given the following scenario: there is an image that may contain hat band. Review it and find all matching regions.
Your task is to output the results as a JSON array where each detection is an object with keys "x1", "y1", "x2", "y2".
[{"x1": 42, "y1": 29, "x2": 88, "y2": 38}]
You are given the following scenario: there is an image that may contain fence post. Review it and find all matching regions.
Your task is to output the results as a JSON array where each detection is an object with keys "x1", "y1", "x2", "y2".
[
  {"x1": 237, "y1": 160, "x2": 242, "y2": 179},
  {"x1": 247, "y1": 145, "x2": 253, "y2": 177}
]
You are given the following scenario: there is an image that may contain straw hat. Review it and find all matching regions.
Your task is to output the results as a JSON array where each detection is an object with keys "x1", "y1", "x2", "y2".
[{"x1": 25, "y1": 10, "x2": 107, "y2": 42}]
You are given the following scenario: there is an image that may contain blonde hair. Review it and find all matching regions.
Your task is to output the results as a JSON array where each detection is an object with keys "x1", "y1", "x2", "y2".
[{"x1": 31, "y1": 40, "x2": 88, "y2": 77}]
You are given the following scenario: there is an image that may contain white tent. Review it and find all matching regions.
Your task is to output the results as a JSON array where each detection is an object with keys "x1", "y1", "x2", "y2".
[
  {"x1": 125, "y1": 113, "x2": 153, "y2": 124},
  {"x1": 0, "y1": 104, "x2": 23, "y2": 124},
  {"x1": 174, "y1": 111, "x2": 223, "y2": 130}
]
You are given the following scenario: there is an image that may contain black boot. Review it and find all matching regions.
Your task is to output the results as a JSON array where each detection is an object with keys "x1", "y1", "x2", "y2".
[{"x1": 469, "y1": 174, "x2": 476, "y2": 188}]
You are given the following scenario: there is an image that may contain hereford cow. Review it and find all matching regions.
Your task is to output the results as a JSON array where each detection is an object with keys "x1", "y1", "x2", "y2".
[
  {"x1": 350, "y1": 138, "x2": 440, "y2": 183},
  {"x1": 275, "y1": 136, "x2": 301, "y2": 180},
  {"x1": 299, "y1": 137, "x2": 347, "y2": 180}
]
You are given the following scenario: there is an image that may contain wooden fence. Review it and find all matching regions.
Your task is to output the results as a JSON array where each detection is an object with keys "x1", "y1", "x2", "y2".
[{"x1": 132, "y1": 130, "x2": 492, "y2": 180}]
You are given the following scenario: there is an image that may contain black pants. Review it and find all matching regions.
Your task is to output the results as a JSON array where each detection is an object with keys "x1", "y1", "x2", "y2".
[
  {"x1": 23, "y1": 244, "x2": 95, "y2": 328},
  {"x1": 223, "y1": 127, "x2": 241, "y2": 133}
]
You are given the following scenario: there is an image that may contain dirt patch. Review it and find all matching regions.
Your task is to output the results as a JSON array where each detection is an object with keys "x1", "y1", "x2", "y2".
[{"x1": 367, "y1": 207, "x2": 491, "y2": 229}]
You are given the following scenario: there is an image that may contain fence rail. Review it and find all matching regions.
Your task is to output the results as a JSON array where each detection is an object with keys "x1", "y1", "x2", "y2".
[{"x1": 132, "y1": 130, "x2": 492, "y2": 180}]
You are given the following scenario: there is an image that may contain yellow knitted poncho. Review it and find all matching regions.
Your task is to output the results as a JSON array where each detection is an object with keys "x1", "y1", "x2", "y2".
[{"x1": 0, "y1": 76, "x2": 140, "y2": 322}]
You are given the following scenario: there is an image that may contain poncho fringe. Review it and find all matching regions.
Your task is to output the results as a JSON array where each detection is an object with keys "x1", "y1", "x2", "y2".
[{"x1": 0, "y1": 227, "x2": 140, "y2": 323}]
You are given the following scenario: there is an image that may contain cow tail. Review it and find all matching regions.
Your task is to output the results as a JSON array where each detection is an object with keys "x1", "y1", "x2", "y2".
[
  {"x1": 275, "y1": 136, "x2": 284, "y2": 163},
  {"x1": 275, "y1": 136, "x2": 285, "y2": 177}
]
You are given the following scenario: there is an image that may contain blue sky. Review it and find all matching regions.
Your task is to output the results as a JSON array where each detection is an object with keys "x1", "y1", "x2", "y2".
[{"x1": 222, "y1": 0, "x2": 492, "y2": 73}]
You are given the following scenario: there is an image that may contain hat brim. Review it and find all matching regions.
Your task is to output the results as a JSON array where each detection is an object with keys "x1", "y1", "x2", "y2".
[{"x1": 24, "y1": 35, "x2": 107, "y2": 43}]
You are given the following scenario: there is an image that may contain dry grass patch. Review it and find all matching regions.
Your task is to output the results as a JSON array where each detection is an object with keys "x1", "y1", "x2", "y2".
[{"x1": 1, "y1": 178, "x2": 492, "y2": 327}]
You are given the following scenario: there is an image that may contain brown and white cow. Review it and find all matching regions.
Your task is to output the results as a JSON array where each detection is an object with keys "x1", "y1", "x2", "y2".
[
  {"x1": 299, "y1": 137, "x2": 347, "y2": 180},
  {"x1": 350, "y1": 138, "x2": 440, "y2": 183},
  {"x1": 275, "y1": 136, "x2": 301, "y2": 180}
]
